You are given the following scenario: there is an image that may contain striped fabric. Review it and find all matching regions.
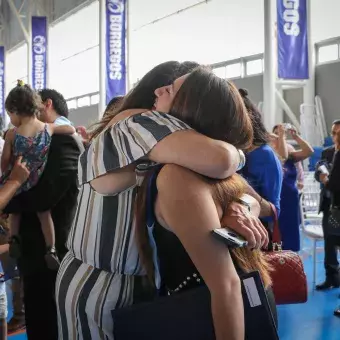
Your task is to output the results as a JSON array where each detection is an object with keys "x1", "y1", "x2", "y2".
[{"x1": 56, "y1": 111, "x2": 190, "y2": 339}]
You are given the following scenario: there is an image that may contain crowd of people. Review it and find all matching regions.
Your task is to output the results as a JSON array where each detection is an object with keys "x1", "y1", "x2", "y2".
[{"x1": 0, "y1": 60, "x2": 336, "y2": 339}]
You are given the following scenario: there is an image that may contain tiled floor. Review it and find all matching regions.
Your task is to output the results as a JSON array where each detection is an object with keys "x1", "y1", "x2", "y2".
[{"x1": 7, "y1": 251, "x2": 340, "y2": 340}]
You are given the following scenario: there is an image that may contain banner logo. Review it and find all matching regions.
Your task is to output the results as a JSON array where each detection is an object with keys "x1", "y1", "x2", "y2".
[
  {"x1": 277, "y1": 0, "x2": 309, "y2": 79},
  {"x1": 32, "y1": 16, "x2": 47, "y2": 90},
  {"x1": 0, "y1": 47, "x2": 4, "y2": 119},
  {"x1": 106, "y1": 0, "x2": 126, "y2": 104}
]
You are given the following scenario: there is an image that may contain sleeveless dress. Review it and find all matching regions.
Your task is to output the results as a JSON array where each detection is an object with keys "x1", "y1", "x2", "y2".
[
  {"x1": 0, "y1": 125, "x2": 51, "y2": 194},
  {"x1": 279, "y1": 158, "x2": 300, "y2": 251},
  {"x1": 147, "y1": 167, "x2": 278, "y2": 327},
  {"x1": 55, "y1": 111, "x2": 190, "y2": 340}
]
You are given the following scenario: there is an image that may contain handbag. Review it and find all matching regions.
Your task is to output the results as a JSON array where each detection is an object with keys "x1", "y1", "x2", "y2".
[
  {"x1": 113, "y1": 271, "x2": 278, "y2": 340},
  {"x1": 264, "y1": 203, "x2": 308, "y2": 305}
]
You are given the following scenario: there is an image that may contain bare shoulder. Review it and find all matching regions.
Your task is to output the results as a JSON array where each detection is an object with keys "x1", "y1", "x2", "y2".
[
  {"x1": 156, "y1": 164, "x2": 208, "y2": 194},
  {"x1": 5, "y1": 128, "x2": 16, "y2": 141}
]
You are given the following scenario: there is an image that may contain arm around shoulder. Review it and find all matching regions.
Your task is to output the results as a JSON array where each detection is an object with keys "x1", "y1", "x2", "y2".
[{"x1": 149, "y1": 130, "x2": 240, "y2": 180}]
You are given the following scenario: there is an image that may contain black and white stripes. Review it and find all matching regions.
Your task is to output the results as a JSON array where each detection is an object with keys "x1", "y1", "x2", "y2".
[{"x1": 56, "y1": 111, "x2": 190, "y2": 339}]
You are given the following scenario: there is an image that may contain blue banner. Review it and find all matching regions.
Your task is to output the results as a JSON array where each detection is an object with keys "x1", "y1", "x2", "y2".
[
  {"x1": 277, "y1": 0, "x2": 309, "y2": 79},
  {"x1": 32, "y1": 16, "x2": 47, "y2": 90},
  {"x1": 0, "y1": 47, "x2": 4, "y2": 120},
  {"x1": 106, "y1": 0, "x2": 126, "y2": 105}
]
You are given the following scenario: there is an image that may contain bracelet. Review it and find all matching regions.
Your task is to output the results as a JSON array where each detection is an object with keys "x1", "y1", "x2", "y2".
[{"x1": 236, "y1": 149, "x2": 246, "y2": 171}]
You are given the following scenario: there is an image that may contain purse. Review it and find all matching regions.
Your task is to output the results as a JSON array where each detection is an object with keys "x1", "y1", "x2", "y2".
[
  {"x1": 113, "y1": 271, "x2": 279, "y2": 340},
  {"x1": 264, "y1": 203, "x2": 308, "y2": 305}
]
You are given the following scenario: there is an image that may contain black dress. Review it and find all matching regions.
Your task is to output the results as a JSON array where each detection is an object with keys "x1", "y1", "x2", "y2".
[
  {"x1": 153, "y1": 222, "x2": 278, "y2": 326},
  {"x1": 148, "y1": 167, "x2": 278, "y2": 326}
]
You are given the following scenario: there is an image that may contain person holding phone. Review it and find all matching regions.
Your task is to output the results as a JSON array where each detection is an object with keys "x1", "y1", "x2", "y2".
[{"x1": 271, "y1": 124, "x2": 313, "y2": 251}]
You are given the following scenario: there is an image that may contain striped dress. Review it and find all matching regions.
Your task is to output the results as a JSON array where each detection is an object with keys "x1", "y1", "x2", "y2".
[{"x1": 55, "y1": 111, "x2": 190, "y2": 340}]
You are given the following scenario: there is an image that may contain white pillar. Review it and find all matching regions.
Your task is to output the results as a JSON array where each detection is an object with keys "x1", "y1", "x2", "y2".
[
  {"x1": 303, "y1": 0, "x2": 315, "y2": 108},
  {"x1": 126, "y1": 0, "x2": 130, "y2": 92},
  {"x1": 27, "y1": 0, "x2": 33, "y2": 85},
  {"x1": 263, "y1": 0, "x2": 276, "y2": 130},
  {"x1": 99, "y1": 0, "x2": 106, "y2": 118}
]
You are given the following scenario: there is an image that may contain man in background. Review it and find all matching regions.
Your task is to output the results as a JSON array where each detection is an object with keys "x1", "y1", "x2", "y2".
[
  {"x1": 4, "y1": 89, "x2": 81, "y2": 339},
  {"x1": 315, "y1": 119, "x2": 340, "y2": 290}
]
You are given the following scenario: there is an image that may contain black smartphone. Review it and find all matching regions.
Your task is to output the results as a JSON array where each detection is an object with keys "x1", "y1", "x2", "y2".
[{"x1": 212, "y1": 228, "x2": 248, "y2": 248}]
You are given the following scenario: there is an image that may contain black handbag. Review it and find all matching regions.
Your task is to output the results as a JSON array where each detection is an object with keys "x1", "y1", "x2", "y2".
[
  {"x1": 328, "y1": 205, "x2": 340, "y2": 236},
  {"x1": 113, "y1": 271, "x2": 278, "y2": 340}
]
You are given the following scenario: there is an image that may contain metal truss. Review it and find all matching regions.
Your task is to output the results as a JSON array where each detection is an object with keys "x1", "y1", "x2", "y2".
[{"x1": 5, "y1": 0, "x2": 51, "y2": 43}]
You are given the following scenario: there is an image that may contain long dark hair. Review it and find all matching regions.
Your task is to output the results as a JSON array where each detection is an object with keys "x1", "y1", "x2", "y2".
[
  {"x1": 170, "y1": 67, "x2": 253, "y2": 150},
  {"x1": 135, "y1": 67, "x2": 272, "y2": 288},
  {"x1": 239, "y1": 88, "x2": 269, "y2": 146},
  {"x1": 90, "y1": 61, "x2": 200, "y2": 139}
]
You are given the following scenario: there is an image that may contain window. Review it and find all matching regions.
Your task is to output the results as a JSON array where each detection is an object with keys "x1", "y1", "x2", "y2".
[
  {"x1": 213, "y1": 67, "x2": 226, "y2": 79},
  {"x1": 226, "y1": 63, "x2": 241, "y2": 78},
  {"x1": 91, "y1": 94, "x2": 100, "y2": 105},
  {"x1": 318, "y1": 44, "x2": 339, "y2": 63},
  {"x1": 246, "y1": 59, "x2": 263, "y2": 75},
  {"x1": 77, "y1": 96, "x2": 91, "y2": 108}
]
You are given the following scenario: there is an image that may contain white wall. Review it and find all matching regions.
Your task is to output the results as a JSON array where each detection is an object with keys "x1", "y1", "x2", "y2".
[
  {"x1": 311, "y1": 0, "x2": 340, "y2": 43},
  {"x1": 129, "y1": 0, "x2": 264, "y2": 83}
]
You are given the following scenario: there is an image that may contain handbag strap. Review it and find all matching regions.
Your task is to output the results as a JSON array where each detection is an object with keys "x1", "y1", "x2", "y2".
[{"x1": 269, "y1": 202, "x2": 282, "y2": 245}]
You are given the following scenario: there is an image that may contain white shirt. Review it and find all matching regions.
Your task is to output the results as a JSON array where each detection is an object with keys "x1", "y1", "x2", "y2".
[{"x1": 54, "y1": 116, "x2": 73, "y2": 126}]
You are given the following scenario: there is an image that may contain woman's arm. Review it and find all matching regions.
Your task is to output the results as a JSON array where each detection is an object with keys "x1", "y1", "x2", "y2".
[
  {"x1": 1, "y1": 129, "x2": 14, "y2": 173},
  {"x1": 289, "y1": 130, "x2": 313, "y2": 162},
  {"x1": 49, "y1": 124, "x2": 76, "y2": 136},
  {"x1": 156, "y1": 164, "x2": 244, "y2": 340},
  {"x1": 274, "y1": 125, "x2": 288, "y2": 161},
  {"x1": 244, "y1": 183, "x2": 272, "y2": 217},
  {"x1": 149, "y1": 130, "x2": 241, "y2": 179}
]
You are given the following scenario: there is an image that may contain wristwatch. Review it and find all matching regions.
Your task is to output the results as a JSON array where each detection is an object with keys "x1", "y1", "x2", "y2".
[
  {"x1": 236, "y1": 196, "x2": 252, "y2": 212},
  {"x1": 236, "y1": 149, "x2": 246, "y2": 171}
]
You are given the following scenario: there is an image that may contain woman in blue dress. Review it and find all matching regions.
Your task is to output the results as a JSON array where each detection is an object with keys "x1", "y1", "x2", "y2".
[
  {"x1": 238, "y1": 89, "x2": 283, "y2": 226},
  {"x1": 271, "y1": 124, "x2": 313, "y2": 251}
]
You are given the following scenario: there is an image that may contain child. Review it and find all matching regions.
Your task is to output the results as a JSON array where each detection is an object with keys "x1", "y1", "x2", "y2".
[{"x1": 1, "y1": 80, "x2": 75, "y2": 270}]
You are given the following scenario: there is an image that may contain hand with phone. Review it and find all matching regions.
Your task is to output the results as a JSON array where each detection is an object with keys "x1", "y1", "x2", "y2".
[{"x1": 215, "y1": 199, "x2": 269, "y2": 250}]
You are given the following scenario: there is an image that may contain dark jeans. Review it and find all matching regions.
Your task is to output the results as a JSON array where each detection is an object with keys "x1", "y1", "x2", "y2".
[
  {"x1": 23, "y1": 269, "x2": 58, "y2": 340},
  {"x1": 322, "y1": 209, "x2": 340, "y2": 277}
]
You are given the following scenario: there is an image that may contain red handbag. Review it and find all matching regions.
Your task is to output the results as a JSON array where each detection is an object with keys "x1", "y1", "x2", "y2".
[{"x1": 264, "y1": 204, "x2": 308, "y2": 305}]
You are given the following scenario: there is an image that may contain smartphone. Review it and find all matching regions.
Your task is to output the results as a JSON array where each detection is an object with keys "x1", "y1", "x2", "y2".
[
  {"x1": 212, "y1": 228, "x2": 248, "y2": 248},
  {"x1": 283, "y1": 123, "x2": 293, "y2": 131}
]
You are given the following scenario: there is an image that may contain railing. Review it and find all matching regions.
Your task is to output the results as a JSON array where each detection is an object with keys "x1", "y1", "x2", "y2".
[
  {"x1": 66, "y1": 92, "x2": 99, "y2": 111},
  {"x1": 210, "y1": 53, "x2": 264, "y2": 79}
]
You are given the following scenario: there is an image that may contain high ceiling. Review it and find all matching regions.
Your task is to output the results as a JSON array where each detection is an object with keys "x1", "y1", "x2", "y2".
[{"x1": 0, "y1": 0, "x2": 94, "y2": 50}]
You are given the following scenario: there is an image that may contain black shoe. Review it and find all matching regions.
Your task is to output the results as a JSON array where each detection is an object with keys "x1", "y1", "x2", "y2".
[
  {"x1": 44, "y1": 246, "x2": 60, "y2": 271},
  {"x1": 316, "y1": 279, "x2": 340, "y2": 291},
  {"x1": 334, "y1": 308, "x2": 340, "y2": 317}
]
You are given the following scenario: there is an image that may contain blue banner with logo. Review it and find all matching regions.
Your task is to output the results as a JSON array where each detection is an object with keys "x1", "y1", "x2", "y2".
[
  {"x1": 0, "y1": 47, "x2": 4, "y2": 120},
  {"x1": 32, "y1": 16, "x2": 47, "y2": 90},
  {"x1": 106, "y1": 0, "x2": 126, "y2": 104},
  {"x1": 277, "y1": 0, "x2": 309, "y2": 79}
]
